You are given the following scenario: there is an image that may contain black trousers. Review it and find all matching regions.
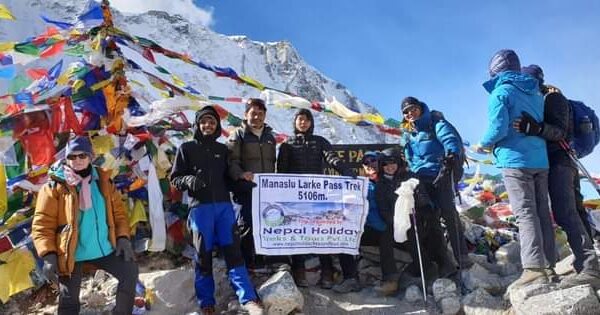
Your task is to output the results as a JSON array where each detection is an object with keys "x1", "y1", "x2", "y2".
[
  {"x1": 235, "y1": 191, "x2": 262, "y2": 268},
  {"x1": 58, "y1": 253, "x2": 138, "y2": 315},
  {"x1": 361, "y1": 226, "x2": 399, "y2": 280}
]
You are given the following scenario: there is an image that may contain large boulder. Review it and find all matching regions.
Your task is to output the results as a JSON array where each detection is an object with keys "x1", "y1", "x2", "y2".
[
  {"x1": 507, "y1": 282, "x2": 555, "y2": 305},
  {"x1": 462, "y1": 288, "x2": 508, "y2": 315},
  {"x1": 433, "y1": 278, "x2": 458, "y2": 302},
  {"x1": 139, "y1": 267, "x2": 199, "y2": 314},
  {"x1": 513, "y1": 284, "x2": 600, "y2": 315},
  {"x1": 258, "y1": 270, "x2": 304, "y2": 315},
  {"x1": 404, "y1": 285, "x2": 424, "y2": 303},
  {"x1": 463, "y1": 264, "x2": 505, "y2": 295}
]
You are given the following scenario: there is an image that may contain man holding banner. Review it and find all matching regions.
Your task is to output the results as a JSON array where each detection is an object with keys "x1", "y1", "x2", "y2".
[{"x1": 276, "y1": 108, "x2": 360, "y2": 292}]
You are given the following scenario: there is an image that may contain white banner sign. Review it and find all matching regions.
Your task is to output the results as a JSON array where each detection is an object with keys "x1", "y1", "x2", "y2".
[{"x1": 252, "y1": 173, "x2": 369, "y2": 255}]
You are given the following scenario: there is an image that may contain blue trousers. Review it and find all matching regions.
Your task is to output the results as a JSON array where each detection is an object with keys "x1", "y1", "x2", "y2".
[{"x1": 188, "y1": 202, "x2": 257, "y2": 308}]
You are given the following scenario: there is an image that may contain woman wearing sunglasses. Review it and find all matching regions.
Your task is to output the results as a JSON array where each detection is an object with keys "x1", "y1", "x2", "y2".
[{"x1": 32, "y1": 136, "x2": 138, "y2": 315}]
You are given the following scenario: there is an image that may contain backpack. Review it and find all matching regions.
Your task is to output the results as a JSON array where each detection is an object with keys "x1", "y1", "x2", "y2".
[
  {"x1": 430, "y1": 110, "x2": 467, "y2": 183},
  {"x1": 569, "y1": 100, "x2": 600, "y2": 158}
]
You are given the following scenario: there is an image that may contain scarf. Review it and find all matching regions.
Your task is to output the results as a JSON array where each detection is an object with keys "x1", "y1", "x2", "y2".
[{"x1": 64, "y1": 165, "x2": 93, "y2": 211}]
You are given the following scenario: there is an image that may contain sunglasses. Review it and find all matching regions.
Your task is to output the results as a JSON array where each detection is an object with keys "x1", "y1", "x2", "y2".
[
  {"x1": 66, "y1": 153, "x2": 89, "y2": 160},
  {"x1": 402, "y1": 106, "x2": 419, "y2": 115},
  {"x1": 362, "y1": 157, "x2": 378, "y2": 166}
]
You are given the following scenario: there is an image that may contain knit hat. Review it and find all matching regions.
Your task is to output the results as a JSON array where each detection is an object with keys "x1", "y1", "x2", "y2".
[
  {"x1": 65, "y1": 136, "x2": 93, "y2": 157},
  {"x1": 488, "y1": 49, "x2": 521, "y2": 77},
  {"x1": 401, "y1": 96, "x2": 422, "y2": 112},
  {"x1": 245, "y1": 98, "x2": 267, "y2": 113},
  {"x1": 361, "y1": 151, "x2": 379, "y2": 165},
  {"x1": 521, "y1": 64, "x2": 544, "y2": 86}
]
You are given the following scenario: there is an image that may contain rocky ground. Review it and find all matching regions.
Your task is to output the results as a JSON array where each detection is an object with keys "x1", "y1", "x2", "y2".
[{"x1": 3, "y1": 244, "x2": 600, "y2": 315}]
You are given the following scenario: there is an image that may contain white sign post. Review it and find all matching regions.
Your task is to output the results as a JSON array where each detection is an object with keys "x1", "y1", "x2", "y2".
[{"x1": 252, "y1": 173, "x2": 369, "y2": 255}]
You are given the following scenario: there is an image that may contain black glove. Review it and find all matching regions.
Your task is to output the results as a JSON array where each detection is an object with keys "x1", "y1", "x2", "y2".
[
  {"x1": 183, "y1": 171, "x2": 207, "y2": 193},
  {"x1": 42, "y1": 253, "x2": 59, "y2": 284},
  {"x1": 442, "y1": 153, "x2": 455, "y2": 167},
  {"x1": 514, "y1": 111, "x2": 543, "y2": 136},
  {"x1": 115, "y1": 237, "x2": 135, "y2": 262}
]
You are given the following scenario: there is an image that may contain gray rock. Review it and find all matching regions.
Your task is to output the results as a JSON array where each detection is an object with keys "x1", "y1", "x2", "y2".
[
  {"x1": 507, "y1": 283, "x2": 556, "y2": 305},
  {"x1": 433, "y1": 278, "x2": 458, "y2": 302},
  {"x1": 258, "y1": 270, "x2": 304, "y2": 315},
  {"x1": 404, "y1": 285, "x2": 424, "y2": 303},
  {"x1": 495, "y1": 242, "x2": 521, "y2": 266},
  {"x1": 555, "y1": 254, "x2": 575, "y2": 276},
  {"x1": 439, "y1": 296, "x2": 461, "y2": 315},
  {"x1": 514, "y1": 284, "x2": 600, "y2": 315},
  {"x1": 462, "y1": 288, "x2": 507, "y2": 315},
  {"x1": 463, "y1": 263, "x2": 505, "y2": 295}
]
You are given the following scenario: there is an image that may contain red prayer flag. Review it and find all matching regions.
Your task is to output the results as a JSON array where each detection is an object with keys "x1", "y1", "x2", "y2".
[
  {"x1": 26, "y1": 68, "x2": 49, "y2": 80},
  {"x1": 40, "y1": 41, "x2": 65, "y2": 58}
]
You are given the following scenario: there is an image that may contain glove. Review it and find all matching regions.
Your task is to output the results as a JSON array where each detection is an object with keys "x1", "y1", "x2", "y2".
[
  {"x1": 115, "y1": 237, "x2": 135, "y2": 262},
  {"x1": 442, "y1": 153, "x2": 455, "y2": 167},
  {"x1": 340, "y1": 168, "x2": 357, "y2": 179},
  {"x1": 183, "y1": 173, "x2": 207, "y2": 193},
  {"x1": 42, "y1": 253, "x2": 59, "y2": 284},
  {"x1": 513, "y1": 111, "x2": 543, "y2": 136}
]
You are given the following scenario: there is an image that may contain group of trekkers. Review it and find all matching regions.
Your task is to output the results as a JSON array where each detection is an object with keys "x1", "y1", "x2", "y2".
[{"x1": 29, "y1": 48, "x2": 600, "y2": 315}]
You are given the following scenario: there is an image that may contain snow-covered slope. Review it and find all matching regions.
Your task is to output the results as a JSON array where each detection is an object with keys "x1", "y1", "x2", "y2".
[{"x1": 0, "y1": 0, "x2": 395, "y2": 144}]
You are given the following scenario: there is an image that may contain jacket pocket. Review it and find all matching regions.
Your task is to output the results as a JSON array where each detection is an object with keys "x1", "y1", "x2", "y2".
[{"x1": 56, "y1": 224, "x2": 71, "y2": 255}]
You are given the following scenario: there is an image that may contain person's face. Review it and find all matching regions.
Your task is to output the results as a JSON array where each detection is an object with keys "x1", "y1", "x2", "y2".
[
  {"x1": 382, "y1": 161, "x2": 399, "y2": 175},
  {"x1": 403, "y1": 105, "x2": 422, "y2": 122},
  {"x1": 199, "y1": 115, "x2": 218, "y2": 136},
  {"x1": 245, "y1": 106, "x2": 266, "y2": 129},
  {"x1": 295, "y1": 114, "x2": 311, "y2": 133},
  {"x1": 66, "y1": 150, "x2": 91, "y2": 171},
  {"x1": 362, "y1": 157, "x2": 379, "y2": 176}
]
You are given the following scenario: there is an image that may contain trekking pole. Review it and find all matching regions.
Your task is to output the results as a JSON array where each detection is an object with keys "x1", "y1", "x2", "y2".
[
  {"x1": 559, "y1": 139, "x2": 600, "y2": 196},
  {"x1": 449, "y1": 168, "x2": 464, "y2": 291},
  {"x1": 410, "y1": 208, "x2": 427, "y2": 303}
]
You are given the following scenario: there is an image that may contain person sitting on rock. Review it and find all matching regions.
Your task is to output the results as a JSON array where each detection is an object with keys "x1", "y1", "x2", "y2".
[
  {"x1": 375, "y1": 147, "x2": 458, "y2": 294},
  {"x1": 170, "y1": 106, "x2": 263, "y2": 315},
  {"x1": 32, "y1": 136, "x2": 138, "y2": 315},
  {"x1": 277, "y1": 108, "x2": 358, "y2": 292}
]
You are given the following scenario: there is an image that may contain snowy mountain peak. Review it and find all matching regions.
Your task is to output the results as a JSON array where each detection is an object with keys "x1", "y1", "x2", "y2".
[{"x1": 1, "y1": 0, "x2": 393, "y2": 144}]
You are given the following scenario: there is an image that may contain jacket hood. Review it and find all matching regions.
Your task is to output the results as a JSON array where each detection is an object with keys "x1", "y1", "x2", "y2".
[
  {"x1": 194, "y1": 106, "x2": 222, "y2": 142},
  {"x1": 483, "y1": 71, "x2": 540, "y2": 95},
  {"x1": 293, "y1": 108, "x2": 314, "y2": 135},
  {"x1": 49, "y1": 160, "x2": 67, "y2": 183},
  {"x1": 401, "y1": 102, "x2": 433, "y2": 131}
]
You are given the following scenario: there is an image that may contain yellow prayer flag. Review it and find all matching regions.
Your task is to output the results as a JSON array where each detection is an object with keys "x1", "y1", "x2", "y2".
[
  {"x1": 0, "y1": 163, "x2": 6, "y2": 219},
  {"x1": 171, "y1": 74, "x2": 187, "y2": 87},
  {"x1": 0, "y1": 248, "x2": 36, "y2": 303},
  {"x1": 0, "y1": 42, "x2": 15, "y2": 52},
  {"x1": 129, "y1": 199, "x2": 148, "y2": 229},
  {"x1": 239, "y1": 75, "x2": 265, "y2": 91},
  {"x1": 0, "y1": 5, "x2": 16, "y2": 20}
]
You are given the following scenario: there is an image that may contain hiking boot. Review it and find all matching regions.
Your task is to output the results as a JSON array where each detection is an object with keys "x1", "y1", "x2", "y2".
[
  {"x1": 332, "y1": 278, "x2": 361, "y2": 293},
  {"x1": 545, "y1": 268, "x2": 560, "y2": 283},
  {"x1": 241, "y1": 300, "x2": 265, "y2": 315},
  {"x1": 374, "y1": 279, "x2": 399, "y2": 296},
  {"x1": 559, "y1": 271, "x2": 600, "y2": 290},
  {"x1": 292, "y1": 269, "x2": 309, "y2": 288},
  {"x1": 510, "y1": 268, "x2": 549, "y2": 289},
  {"x1": 200, "y1": 306, "x2": 215, "y2": 315},
  {"x1": 320, "y1": 271, "x2": 334, "y2": 289}
]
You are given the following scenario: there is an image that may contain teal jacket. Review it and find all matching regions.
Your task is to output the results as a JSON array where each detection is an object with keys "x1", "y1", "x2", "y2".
[
  {"x1": 49, "y1": 164, "x2": 114, "y2": 261},
  {"x1": 481, "y1": 71, "x2": 549, "y2": 169}
]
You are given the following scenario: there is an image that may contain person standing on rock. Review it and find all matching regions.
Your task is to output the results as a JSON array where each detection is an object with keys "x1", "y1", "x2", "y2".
[
  {"x1": 375, "y1": 148, "x2": 457, "y2": 295},
  {"x1": 227, "y1": 98, "x2": 276, "y2": 272},
  {"x1": 400, "y1": 96, "x2": 471, "y2": 268},
  {"x1": 474, "y1": 49, "x2": 555, "y2": 288},
  {"x1": 171, "y1": 106, "x2": 263, "y2": 315},
  {"x1": 276, "y1": 108, "x2": 358, "y2": 291},
  {"x1": 32, "y1": 136, "x2": 138, "y2": 315},
  {"x1": 514, "y1": 65, "x2": 600, "y2": 289}
]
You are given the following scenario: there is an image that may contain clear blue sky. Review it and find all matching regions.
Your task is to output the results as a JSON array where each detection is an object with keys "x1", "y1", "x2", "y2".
[{"x1": 197, "y1": 0, "x2": 600, "y2": 193}]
